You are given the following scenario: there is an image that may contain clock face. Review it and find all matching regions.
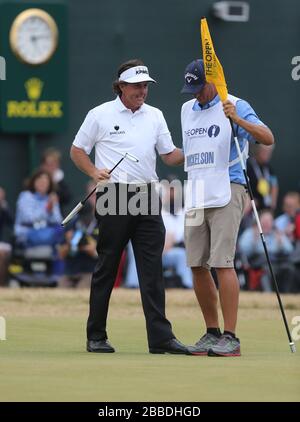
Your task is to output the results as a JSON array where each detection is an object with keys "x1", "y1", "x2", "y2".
[{"x1": 9, "y1": 9, "x2": 58, "y2": 65}]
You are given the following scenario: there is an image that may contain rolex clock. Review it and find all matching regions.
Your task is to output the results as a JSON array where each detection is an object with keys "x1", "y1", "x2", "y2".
[
  {"x1": 0, "y1": 2, "x2": 67, "y2": 133},
  {"x1": 9, "y1": 8, "x2": 58, "y2": 65}
]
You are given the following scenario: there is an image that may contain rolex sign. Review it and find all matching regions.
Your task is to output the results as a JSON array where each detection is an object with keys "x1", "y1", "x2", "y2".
[
  {"x1": 7, "y1": 78, "x2": 63, "y2": 119},
  {"x1": 0, "y1": 2, "x2": 67, "y2": 133}
]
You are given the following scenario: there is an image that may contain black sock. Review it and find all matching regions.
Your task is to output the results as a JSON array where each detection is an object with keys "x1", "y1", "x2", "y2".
[
  {"x1": 223, "y1": 330, "x2": 236, "y2": 338},
  {"x1": 207, "y1": 328, "x2": 222, "y2": 337}
]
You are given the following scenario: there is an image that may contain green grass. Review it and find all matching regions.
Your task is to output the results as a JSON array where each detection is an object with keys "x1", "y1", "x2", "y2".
[{"x1": 0, "y1": 289, "x2": 299, "y2": 401}]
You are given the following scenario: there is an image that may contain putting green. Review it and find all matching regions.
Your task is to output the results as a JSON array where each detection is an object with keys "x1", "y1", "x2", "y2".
[{"x1": 0, "y1": 289, "x2": 299, "y2": 402}]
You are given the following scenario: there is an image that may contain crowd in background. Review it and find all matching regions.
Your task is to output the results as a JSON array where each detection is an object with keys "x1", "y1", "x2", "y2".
[{"x1": 0, "y1": 145, "x2": 299, "y2": 293}]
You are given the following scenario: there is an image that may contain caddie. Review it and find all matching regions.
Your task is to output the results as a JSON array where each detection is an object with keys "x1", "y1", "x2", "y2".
[{"x1": 181, "y1": 59, "x2": 274, "y2": 356}]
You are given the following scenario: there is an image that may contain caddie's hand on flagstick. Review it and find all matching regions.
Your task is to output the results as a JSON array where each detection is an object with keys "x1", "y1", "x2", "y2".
[
  {"x1": 200, "y1": 17, "x2": 296, "y2": 353},
  {"x1": 222, "y1": 100, "x2": 240, "y2": 124},
  {"x1": 61, "y1": 152, "x2": 139, "y2": 227}
]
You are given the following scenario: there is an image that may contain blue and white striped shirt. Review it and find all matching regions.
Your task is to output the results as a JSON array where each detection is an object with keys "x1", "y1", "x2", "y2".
[
  {"x1": 192, "y1": 95, "x2": 266, "y2": 185},
  {"x1": 14, "y1": 191, "x2": 62, "y2": 240}
]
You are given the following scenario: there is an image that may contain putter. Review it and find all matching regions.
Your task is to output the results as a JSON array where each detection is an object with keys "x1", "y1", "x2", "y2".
[{"x1": 61, "y1": 152, "x2": 139, "y2": 226}]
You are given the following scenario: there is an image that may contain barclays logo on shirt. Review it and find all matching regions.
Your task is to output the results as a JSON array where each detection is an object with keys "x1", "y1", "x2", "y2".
[
  {"x1": 185, "y1": 124, "x2": 220, "y2": 138},
  {"x1": 110, "y1": 125, "x2": 125, "y2": 135}
]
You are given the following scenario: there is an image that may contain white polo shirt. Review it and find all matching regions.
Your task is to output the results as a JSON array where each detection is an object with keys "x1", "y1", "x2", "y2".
[{"x1": 73, "y1": 96, "x2": 176, "y2": 183}]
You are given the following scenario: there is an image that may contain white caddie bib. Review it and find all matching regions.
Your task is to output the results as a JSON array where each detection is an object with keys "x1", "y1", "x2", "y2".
[{"x1": 182, "y1": 95, "x2": 240, "y2": 209}]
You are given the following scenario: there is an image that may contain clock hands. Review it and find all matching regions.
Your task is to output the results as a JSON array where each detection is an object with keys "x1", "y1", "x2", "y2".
[
  {"x1": 10, "y1": 9, "x2": 58, "y2": 65},
  {"x1": 31, "y1": 34, "x2": 50, "y2": 42}
]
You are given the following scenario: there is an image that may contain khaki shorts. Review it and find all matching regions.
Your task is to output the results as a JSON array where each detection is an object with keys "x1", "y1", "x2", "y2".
[{"x1": 184, "y1": 183, "x2": 248, "y2": 269}]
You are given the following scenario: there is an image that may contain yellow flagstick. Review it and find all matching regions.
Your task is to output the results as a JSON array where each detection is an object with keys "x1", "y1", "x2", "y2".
[
  {"x1": 200, "y1": 17, "x2": 296, "y2": 353},
  {"x1": 200, "y1": 17, "x2": 228, "y2": 101}
]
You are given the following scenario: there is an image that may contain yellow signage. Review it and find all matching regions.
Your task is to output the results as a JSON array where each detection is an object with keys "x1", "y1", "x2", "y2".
[
  {"x1": 25, "y1": 78, "x2": 44, "y2": 100},
  {"x1": 200, "y1": 18, "x2": 228, "y2": 102},
  {"x1": 6, "y1": 77, "x2": 63, "y2": 118}
]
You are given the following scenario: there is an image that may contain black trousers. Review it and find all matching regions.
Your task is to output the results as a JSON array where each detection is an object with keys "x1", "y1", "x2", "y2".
[{"x1": 87, "y1": 184, "x2": 175, "y2": 348}]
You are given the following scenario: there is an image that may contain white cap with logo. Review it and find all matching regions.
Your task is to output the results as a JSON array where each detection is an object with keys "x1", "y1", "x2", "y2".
[{"x1": 119, "y1": 66, "x2": 156, "y2": 84}]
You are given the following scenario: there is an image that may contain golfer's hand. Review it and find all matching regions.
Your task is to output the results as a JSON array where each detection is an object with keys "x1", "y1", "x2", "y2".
[
  {"x1": 223, "y1": 100, "x2": 240, "y2": 124},
  {"x1": 92, "y1": 168, "x2": 111, "y2": 183}
]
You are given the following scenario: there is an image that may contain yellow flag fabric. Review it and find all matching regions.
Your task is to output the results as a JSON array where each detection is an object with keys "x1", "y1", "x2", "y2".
[{"x1": 200, "y1": 18, "x2": 228, "y2": 101}]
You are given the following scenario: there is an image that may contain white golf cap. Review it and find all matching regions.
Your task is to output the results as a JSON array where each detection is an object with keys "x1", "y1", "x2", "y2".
[{"x1": 119, "y1": 66, "x2": 156, "y2": 84}]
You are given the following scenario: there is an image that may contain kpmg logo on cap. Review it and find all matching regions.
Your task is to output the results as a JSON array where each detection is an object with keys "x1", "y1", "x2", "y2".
[
  {"x1": 208, "y1": 125, "x2": 220, "y2": 138},
  {"x1": 136, "y1": 68, "x2": 149, "y2": 75},
  {"x1": 185, "y1": 72, "x2": 199, "y2": 84}
]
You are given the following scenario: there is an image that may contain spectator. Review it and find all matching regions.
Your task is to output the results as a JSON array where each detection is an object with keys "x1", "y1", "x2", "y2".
[
  {"x1": 275, "y1": 192, "x2": 300, "y2": 292},
  {"x1": 40, "y1": 148, "x2": 72, "y2": 213},
  {"x1": 275, "y1": 192, "x2": 300, "y2": 240},
  {"x1": 124, "y1": 210, "x2": 193, "y2": 289},
  {"x1": 0, "y1": 187, "x2": 13, "y2": 285},
  {"x1": 239, "y1": 210, "x2": 295, "y2": 292},
  {"x1": 239, "y1": 195, "x2": 252, "y2": 235},
  {"x1": 124, "y1": 181, "x2": 193, "y2": 289},
  {"x1": 163, "y1": 173, "x2": 184, "y2": 215},
  {"x1": 123, "y1": 241, "x2": 139, "y2": 288},
  {"x1": 161, "y1": 181, "x2": 192, "y2": 288},
  {"x1": 161, "y1": 208, "x2": 193, "y2": 288},
  {"x1": 14, "y1": 170, "x2": 63, "y2": 248},
  {"x1": 294, "y1": 210, "x2": 300, "y2": 241},
  {"x1": 290, "y1": 210, "x2": 300, "y2": 291},
  {"x1": 247, "y1": 144, "x2": 278, "y2": 211},
  {"x1": 58, "y1": 182, "x2": 98, "y2": 288}
]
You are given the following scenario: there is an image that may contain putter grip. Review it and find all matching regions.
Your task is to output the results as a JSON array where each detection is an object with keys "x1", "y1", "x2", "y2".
[{"x1": 61, "y1": 202, "x2": 83, "y2": 226}]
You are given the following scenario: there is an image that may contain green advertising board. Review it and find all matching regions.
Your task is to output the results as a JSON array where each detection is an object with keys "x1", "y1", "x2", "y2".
[{"x1": 0, "y1": 1, "x2": 68, "y2": 133}]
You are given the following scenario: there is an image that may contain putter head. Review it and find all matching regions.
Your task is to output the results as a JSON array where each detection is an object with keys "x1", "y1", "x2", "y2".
[
  {"x1": 61, "y1": 202, "x2": 84, "y2": 226},
  {"x1": 125, "y1": 152, "x2": 139, "y2": 162}
]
